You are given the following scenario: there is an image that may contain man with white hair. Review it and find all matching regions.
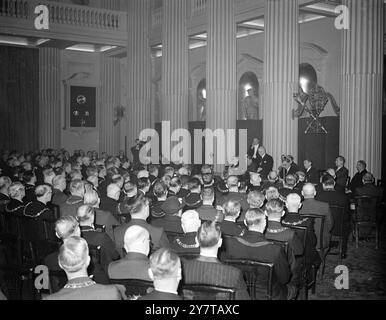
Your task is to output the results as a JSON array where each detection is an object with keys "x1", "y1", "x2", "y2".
[
  {"x1": 220, "y1": 200, "x2": 245, "y2": 237},
  {"x1": 99, "y1": 183, "x2": 121, "y2": 218},
  {"x1": 108, "y1": 226, "x2": 152, "y2": 281},
  {"x1": 52, "y1": 175, "x2": 69, "y2": 206},
  {"x1": 248, "y1": 172, "x2": 263, "y2": 192},
  {"x1": 0, "y1": 176, "x2": 11, "y2": 204},
  {"x1": 45, "y1": 237, "x2": 125, "y2": 300},
  {"x1": 300, "y1": 183, "x2": 332, "y2": 250},
  {"x1": 60, "y1": 179, "x2": 85, "y2": 218},
  {"x1": 5, "y1": 182, "x2": 25, "y2": 216},
  {"x1": 171, "y1": 210, "x2": 201, "y2": 255}
]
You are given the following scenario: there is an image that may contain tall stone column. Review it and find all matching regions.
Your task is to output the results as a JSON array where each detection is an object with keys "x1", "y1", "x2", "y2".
[
  {"x1": 206, "y1": 0, "x2": 236, "y2": 173},
  {"x1": 161, "y1": 0, "x2": 189, "y2": 133},
  {"x1": 263, "y1": 0, "x2": 299, "y2": 168},
  {"x1": 39, "y1": 47, "x2": 61, "y2": 150},
  {"x1": 340, "y1": 0, "x2": 384, "y2": 179},
  {"x1": 127, "y1": 0, "x2": 151, "y2": 147},
  {"x1": 100, "y1": 55, "x2": 120, "y2": 155}
]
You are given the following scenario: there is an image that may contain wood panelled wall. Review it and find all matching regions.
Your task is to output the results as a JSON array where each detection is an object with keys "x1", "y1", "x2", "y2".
[{"x1": 0, "y1": 46, "x2": 39, "y2": 152}]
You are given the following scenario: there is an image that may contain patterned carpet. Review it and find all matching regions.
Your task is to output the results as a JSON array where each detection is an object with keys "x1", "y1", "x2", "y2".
[{"x1": 309, "y1": 235, "x2": 386, "y2": 300}]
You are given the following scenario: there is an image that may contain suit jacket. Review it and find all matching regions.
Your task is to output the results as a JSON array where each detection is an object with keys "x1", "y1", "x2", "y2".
[
  {"x1": 44, "y1": 277, "x2": 123, "y2": 300},
  {"x1": 52, "y1": 188, "x2": 69, "y2": 207},
  {"x1": 171, "y1": 232, "x2": 200, "y2": 256},
  {"x1": 100, "y1": 197, "x2": 120, "y2": 218},
  {"x1": 139, "y1": 290, "x2": 182, "y2": 300},
  {"x1": 81, "y1": 226, "x2": 120, "y2": 271},
  {"x1": 299, "y1": 199, "x2": 332, "y2": 250},
  {"x1": 182, "y1": 256, "x2": 250, "y2": 300},
  {"x1": 94, "y1": 209, "x2": 121, "y2": 241},
  {"x1": 305, "y1": 167, "x2": 319, "y2": 185},
  {"x1": 349, "y1": 170, "x2": 367, "y2": 193},
  {"x1": 281, "y1": 212, "x2": 321, "y2": 269},
  {"x1": 355, "y1": 184, "x2": 383, "y2": 199},
  {"x1": 23, "y1": 184, "x2": 36, "y2": 203},
  {"x1": 335, "y1": 166, "x2": 349, "y2": 189},
  {"x1": 151, "y1": 215, "x2": 184, "y2": 234},
  {"x1": 59, "y1": 195, "x2": 84, "y2": 218},
  {"x1": 108, "y1": 252, "x2": 151, "y2": 281},
  {"x1": 220, "y1": 220, "x2": 245, "y2": 237},
  {"x1": 257, "y1": 154, "x2": 274, "y2": 180},
  {"x1": 113, "y1": 219, "x2": 170, "y2": 257},
  {"x1": 224, "y1": 231, "x2": 290, "y2": 300},
  {"x1": 184, "y1": 193, "x2": 202, "y2": 210},
  {"x1": 197, "y1": 204, "x2": 218, "y2": 222}
]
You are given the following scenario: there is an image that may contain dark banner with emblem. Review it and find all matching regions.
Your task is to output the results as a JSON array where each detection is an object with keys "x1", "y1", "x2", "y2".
[{"x1": 70, "y1": 86, "x2": 96, "y2": 128}]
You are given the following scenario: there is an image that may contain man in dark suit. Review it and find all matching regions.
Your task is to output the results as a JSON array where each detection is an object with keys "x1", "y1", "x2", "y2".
[
  {"x1": 316, "y1": 175, "x2": 350, "y2": 259},
  {"x1": 171, "y1": 210, "x2": 201, "y2": 256},
  {"x1": 303, "y1": 159, "x2": 319, "y2": 185},
  {"x1": 51, "y1": 175, "x2": 68, "y2": 206},
  {"x1": 219, "y1": 200, "x2": 245, "y2": 237},
  {"x1": 45, "y1": 237, "x2": 125, "y2": 300},
  {"x1": 224, "y1": 208, "x2": 291, "y2": 300},
  {"x1": 182, "y1": 222, "x2": 250, "y2": 300},
  {"x1": 113, "y1": 196, "x2": 170, "y2": 257},
  {"x1": 197, "y1": 188, "x2": 218, "y2": 222},
  {"x1": 108, "y1": 225, "x2": 151, "y2": 281},
  {"x1": 21, "y1": 170, "x2": 37, "y2": 203},
  {"x1": 256, "y1": 147, "x2": 274, "y2": 180},
  {"x1": 139, "y1": 248, "x2": 182, "y2": 300},
  {"x1": 216, "y1": 176, "x2": 248, "y2": 213},
  {"x1": 349, "y1": 160, "x2": 368, "y2": 193},
  {"x1": 60, "y1": 179, "x2": 85, "y2": 218},
  {"x1": 77, "y1": 205, "x2": 120, "y2": 283},
  {"x1": 265, "y1": 199, "x2": 304, "y2": 288},
  {"x1": 151, "y1": 196, "x2": 184, "y2": 234},
  {"x1": 282, "y1": 194, "x2": 321, "y2": 277},
  {"x1": 247, "y1": 138, "x2": 261, "y2": 166},
  {"x1": 44, "y1": 216, "x2": 81, "y2": 272},
  {"x1": 5, "y1": 182, "x2": 25, "y2": 217},
  {"x1": 335, "y1": 156, "x2": 349, "y2": 190},
  {"x1": 184, "y1": 178, "x2": 202, "y2": 210},
  {"x1": 100, "y1": 184, "x2": 121, "y2": 219},
  {"x1": 150, "y1": 181, "x2": 168, "y2": 219},
  {"x1": 300, "y1": 184, "x2": 332, "y2": 251},
  {"x1": 278, "y1": 156, "x2": 299, "y2": 180},
  {"x1": 355, "y1": 173, "x2": 383, "y2": 198}
]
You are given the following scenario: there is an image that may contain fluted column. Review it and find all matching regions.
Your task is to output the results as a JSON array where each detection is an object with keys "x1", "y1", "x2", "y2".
[
  {"x1": 206, "y1": 0, "x2": 236, "y2": 173},
  {"x1": 100, "y1": 55, "x2": 120, "y2": 155},
  {"x1": 263, "y1": 0, "x2": 299, "y2": 168},
  {"x1": 39, "y1": 48, "x2": 61, "y2": 149},
  {"x1": 340, "y1": 0, "x2": 384, "y2": 179},
  {"x1": 100, "y1": 0, "x2": 120, "y2": 10},
  {"x1": 161, "y1": 0, "x2": 189, "y2": 133},
  {"x1": 127, "y1": 0, "x2": 151, "y2": 146}
]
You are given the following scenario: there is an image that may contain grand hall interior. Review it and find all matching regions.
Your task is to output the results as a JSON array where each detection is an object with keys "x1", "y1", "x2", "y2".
[{"x1": 0, "y1": 0, "x2": 385, "y2": 301}]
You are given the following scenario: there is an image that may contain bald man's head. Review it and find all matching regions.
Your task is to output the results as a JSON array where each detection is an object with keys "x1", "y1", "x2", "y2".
[
  {"x1": 302, "y1": 183, "x2": 316, "y2": 199},
  {"x1": 286, "y1": 193, "x2": 302, "y2": 212},
  {"x1": 124, "y1": 225, "x2": 150, "y2": 255}
]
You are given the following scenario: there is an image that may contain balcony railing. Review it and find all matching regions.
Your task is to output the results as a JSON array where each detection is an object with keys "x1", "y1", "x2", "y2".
[{"x1": 0, "y1": 0, "x2": 127, "y2": 46}]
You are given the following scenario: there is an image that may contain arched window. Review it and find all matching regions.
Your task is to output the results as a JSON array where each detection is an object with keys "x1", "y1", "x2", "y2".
[
  {"x1": 196, "y1": 79, "x2": 206, "y2": 121},
  {"x1": 299, "y1": 63, "x2": 318, "y2": 94},
  {"x1": 238, "y1": 72, "x2": 259, "y2": 120}
]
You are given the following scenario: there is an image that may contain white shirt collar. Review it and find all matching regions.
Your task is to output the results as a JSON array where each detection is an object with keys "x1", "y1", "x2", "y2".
[{"x1": 155, "y1": 288, "x2": 178, "y2": 295}]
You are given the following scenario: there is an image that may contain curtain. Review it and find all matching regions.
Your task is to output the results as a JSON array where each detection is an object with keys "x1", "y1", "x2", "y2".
[{"x1": 0, "y1": 46, "x2": 39, "y2": 152}]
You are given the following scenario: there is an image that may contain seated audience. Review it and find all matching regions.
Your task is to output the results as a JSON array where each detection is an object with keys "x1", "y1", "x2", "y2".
[
  {"x1": 171, "y1": 210, "x2": 201, "y2": 256},
  {"x1": 182, "y1": 222, "x2": 250, "y2": 300},
  {"x1": 224, "y1": 209, "x2": 291, "y2": 300},
  {"x1": 45, "y1": 237, "x2": 125, "y2": 300},
  {"x1": 108, "y1": 226, "x2": 151, "y2": 281},
  {"x1": 139, "y1": 248, "x2": 182, "y2": 300}
]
